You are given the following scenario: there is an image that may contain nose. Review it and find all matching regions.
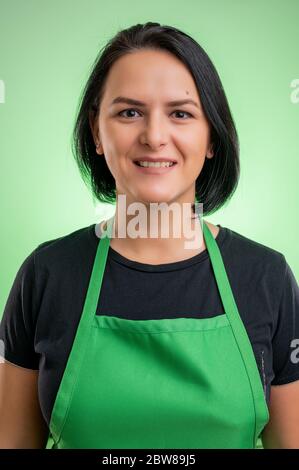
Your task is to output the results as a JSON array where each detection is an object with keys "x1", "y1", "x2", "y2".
[{"x1": 139, "y1": 112, "x2": 168, "y2": 149}]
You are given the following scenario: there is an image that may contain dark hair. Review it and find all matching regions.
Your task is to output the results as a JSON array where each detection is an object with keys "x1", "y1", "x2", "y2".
[{"x1": 72, "y1": 22, "x2": 240, "y2": 215}]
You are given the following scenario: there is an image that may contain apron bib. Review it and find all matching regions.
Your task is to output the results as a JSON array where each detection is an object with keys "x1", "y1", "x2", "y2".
[{"x1": 45, "y1": 217, "x2": 269, "y2": 449}]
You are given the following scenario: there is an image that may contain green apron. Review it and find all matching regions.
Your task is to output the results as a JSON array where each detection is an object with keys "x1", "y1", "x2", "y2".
[{"x1": 45, "y1": 216, "x2": 269, "y2": 449}]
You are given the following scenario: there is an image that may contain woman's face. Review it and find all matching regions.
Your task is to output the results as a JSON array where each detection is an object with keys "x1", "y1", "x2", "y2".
[{"x1": 90, "y1": 49, "x2": 214, "y2": 210}]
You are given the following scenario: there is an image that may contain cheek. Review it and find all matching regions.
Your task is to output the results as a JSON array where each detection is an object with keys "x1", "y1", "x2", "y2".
[
  {"x1": 100, "y1": 116, "x2": 132, "y2": 151},
  {"x1": 107, "y1": 119, "x2": 135, "y2": 146},
  {"x1": 174, "y1": 123, "x2": 210, "y2": 155},
  {"x1": 102, "y1": 143, "x2": 130, "y2": 182},
  {"x1": 105, "y1": 132, "x2": 135, "y2": 169},
  {"x1": 174, "y1": 139, "x2": 208, "y2": 168}
]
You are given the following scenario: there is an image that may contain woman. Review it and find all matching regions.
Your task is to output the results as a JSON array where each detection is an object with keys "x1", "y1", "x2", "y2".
[{"x1": 0, "y1": 22, "x2": 298, "y2": 449}]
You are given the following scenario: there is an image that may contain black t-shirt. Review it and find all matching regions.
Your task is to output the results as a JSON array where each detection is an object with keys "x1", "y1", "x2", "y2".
[{"x1": 1, "y1": 222, "x2": 299, "y2": 428}]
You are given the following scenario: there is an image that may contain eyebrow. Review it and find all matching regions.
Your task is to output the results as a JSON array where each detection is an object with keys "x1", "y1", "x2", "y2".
[{"x1": 110, "y1": 96, "x2": 201, "y2": 109}]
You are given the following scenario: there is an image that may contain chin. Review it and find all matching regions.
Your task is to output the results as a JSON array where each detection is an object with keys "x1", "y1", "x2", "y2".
[{"x1": 133, "y1": 193, "x2": 177, "y2": 208}]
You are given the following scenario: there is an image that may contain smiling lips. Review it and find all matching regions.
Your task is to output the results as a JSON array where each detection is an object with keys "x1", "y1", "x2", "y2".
[
  {"x1": 133, "y1": 159, "x2": 177, "y2": 174},
  {"x1": 136, "y1": 161, "x2": 175, "y2": 168}
]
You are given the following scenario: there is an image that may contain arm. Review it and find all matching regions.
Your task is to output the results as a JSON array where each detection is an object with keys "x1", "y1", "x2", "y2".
[
  {"x1": 0, "y1": 360, "x2": 49, "y2": 449},
  {"x1": 261, "y1": 380, "x2": 299, "y2": 449}
]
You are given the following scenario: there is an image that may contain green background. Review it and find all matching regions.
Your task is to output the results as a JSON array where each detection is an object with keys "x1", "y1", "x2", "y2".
[
  {"x1": 1, "y1": 0, "x2": 298, "y2": 322},
  {"x1": 0, "y1": 0, "x2": 298, "y2": 450},
  {"x1": 1, "y1": 0, "x2": 299, "y2": 322}
]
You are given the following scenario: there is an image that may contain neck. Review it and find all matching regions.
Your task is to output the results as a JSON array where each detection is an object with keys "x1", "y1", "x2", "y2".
[{"x1": 107, "y1": 199, "x2": 206, "y2": 264}]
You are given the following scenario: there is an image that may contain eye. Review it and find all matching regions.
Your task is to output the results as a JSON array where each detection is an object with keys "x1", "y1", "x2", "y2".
[
  {"x1": 117, "y1": 108, "x2": 193, "y2": 119},
  {"x1": 172, "y1": 110, "x2": 193, "y2": 119},
  {"x1": 117, "y1": 108, "x2": 142, "y2": 118}
]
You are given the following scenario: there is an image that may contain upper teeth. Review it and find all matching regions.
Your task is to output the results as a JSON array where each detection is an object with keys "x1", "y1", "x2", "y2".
[{"x1": 137, "y1": 161, "x2": 174, "y2": 167}]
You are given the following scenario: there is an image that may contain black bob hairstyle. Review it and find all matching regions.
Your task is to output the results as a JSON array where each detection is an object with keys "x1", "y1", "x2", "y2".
[{"x1": 72, "y1": 22, "x2": 240, "y2": 216}]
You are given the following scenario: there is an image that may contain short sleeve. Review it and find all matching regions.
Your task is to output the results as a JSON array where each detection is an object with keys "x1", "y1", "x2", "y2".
[
  {"x1": 271, "y1": 258, "x2": 299, "y2": 385},
  {"x1": 0, "y1": 248, "x2": 40, "y2": 369}
]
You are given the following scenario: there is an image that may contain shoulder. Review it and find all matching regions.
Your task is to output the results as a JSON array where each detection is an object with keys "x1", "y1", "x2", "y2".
[
  {"x1": 218, "y1": 223, "x2": 290, "y2": 311},
  {"x1": 14, "y1": 223, "x2": 100, "y2": 325},
  {"x1": 5, "y1": 224, "x2": 97, "y2": 293},
  {"x1": 33, "y1": 223, "x2": 97, "y2": 269},
  {"x1": 9, "y1": 223, "x2": 98, "y2": 301},
  {"x1": 220, "y1": 223, "x2": 287, "y2": 271}
]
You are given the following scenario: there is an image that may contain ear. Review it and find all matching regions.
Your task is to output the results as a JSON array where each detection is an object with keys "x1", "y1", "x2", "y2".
[
  {"x1": 206, "y1": 143, "x2": 214, "y2": 159},
  {"x1": 89, "y1": 110, "x2": 103, "y2": 154}
]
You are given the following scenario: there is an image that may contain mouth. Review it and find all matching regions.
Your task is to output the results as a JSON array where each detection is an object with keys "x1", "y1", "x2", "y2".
[{"x1": 133, "y1": 160, "x2": 178, "y2": 175}]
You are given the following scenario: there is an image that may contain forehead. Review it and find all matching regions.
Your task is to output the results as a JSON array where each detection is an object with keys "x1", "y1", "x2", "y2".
[{"x1": 101, "y1": 49, "x2": 199, "y2": 104}]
